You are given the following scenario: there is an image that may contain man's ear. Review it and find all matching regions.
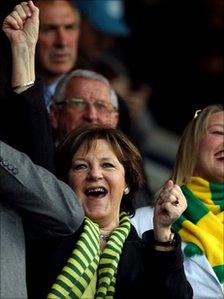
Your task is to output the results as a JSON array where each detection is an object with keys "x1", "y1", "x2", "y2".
[{"x1": 49, "y1": 105, "x2": 59, "y2": 129}]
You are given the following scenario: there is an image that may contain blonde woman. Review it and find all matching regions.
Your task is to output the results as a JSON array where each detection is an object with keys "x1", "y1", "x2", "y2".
[{"x1": 132, "y1": 104, "x2": 224, "y2": 299}]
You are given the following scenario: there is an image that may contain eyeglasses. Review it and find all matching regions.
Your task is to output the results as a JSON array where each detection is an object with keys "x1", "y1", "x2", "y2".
[{"x1": 56, "y1": 98, "x2": 116, "y2": 115}]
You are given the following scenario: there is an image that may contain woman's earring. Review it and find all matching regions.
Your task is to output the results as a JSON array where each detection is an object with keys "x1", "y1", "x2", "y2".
[{"x1": 124, "y1": 186, "x2": 130, "y2": 195}]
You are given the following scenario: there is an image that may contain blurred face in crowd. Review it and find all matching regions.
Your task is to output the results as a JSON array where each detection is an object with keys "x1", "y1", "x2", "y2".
[
  {"x1": 50, "y1": 77, "x2": 119, "y2": 142},
  {"x1": 36, "y1": 0, "x2": 80, "y2": 83},
  {"x1": 68, "y1": 139, "x2": 126, "y2": 227},
  {"x1": 194, "y1": 111, "x2": 224, "y2": 183}
]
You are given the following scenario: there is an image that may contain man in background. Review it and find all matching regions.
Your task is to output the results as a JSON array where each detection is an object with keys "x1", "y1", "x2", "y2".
[{"x1": 34, "y1": 0, "x2": 80, "y2": 108}]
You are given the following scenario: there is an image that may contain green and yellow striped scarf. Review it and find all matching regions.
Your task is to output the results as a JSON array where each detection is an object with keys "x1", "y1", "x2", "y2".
[
  {"x1": 48, "y1": 212, "x2": 131, "y2": 299},
  {"x1": 172, "y1": 177, "x2": 224, "y2": 283}
]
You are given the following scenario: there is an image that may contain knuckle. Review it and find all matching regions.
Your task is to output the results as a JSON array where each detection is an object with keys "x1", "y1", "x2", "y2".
[
  {"x1": 11, "y1": 11, "x2": 19, "y2": 18},
  {"x1": 15, "y1": 4, "x2": 21, "y2": 10}
]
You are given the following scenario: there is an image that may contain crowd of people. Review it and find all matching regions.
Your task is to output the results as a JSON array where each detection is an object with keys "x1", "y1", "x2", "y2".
[{"x1": 0, "y1": 1, "x2": 223, "y2": 299}]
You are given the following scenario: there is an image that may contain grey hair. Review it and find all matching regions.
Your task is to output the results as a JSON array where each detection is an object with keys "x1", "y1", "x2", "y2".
[{"x1": 52, "y1": 69, "x2": 119, "y2": 109}]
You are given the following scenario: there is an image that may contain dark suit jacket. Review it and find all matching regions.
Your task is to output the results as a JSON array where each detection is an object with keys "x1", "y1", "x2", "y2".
[
  {"x1": 0, "y1": 81, "x2": 55, "y2": 172},
  {"x1": 26, "y1": 225, "x2": 193, "y2": 299}
]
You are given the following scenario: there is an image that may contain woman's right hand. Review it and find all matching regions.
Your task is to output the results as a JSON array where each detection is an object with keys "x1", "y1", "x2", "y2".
[{"x1": 153, "y1": 180, "x2": 187, "y2": 242}]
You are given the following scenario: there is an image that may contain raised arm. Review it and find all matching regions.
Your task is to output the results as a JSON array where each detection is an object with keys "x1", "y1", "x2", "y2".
[
  {"x1": 0, "y1": 140, "x2": 84, "y2": 237},
  {"x1": 144, "y1": 180, "x2": 192, "y2": 298},
  {"x1": 2, "y1": 0, "x2": 38, "y2": 93},
  {"x1": 153, "y1": 179, "x2": 187, "y2": 250},
  {"x1": 1, "y1": 1, "x2": 55, "y2": 172}
]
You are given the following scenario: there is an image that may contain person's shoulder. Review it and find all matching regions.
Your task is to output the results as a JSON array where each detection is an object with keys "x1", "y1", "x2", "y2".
[
  {"x1": 132, "y1": 206, "x2": 154, "y2": 227},
  {"x1": 131, "y1": 206, "x2": 154, "y2": 237},
  {"x1": 136, "y1": 206, "x2": 154, "y2": 216}
]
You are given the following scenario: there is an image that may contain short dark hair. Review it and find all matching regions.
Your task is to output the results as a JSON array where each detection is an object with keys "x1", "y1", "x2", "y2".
[{"x1": 56, "y1": 124, "x2": 144, "y2": 215}]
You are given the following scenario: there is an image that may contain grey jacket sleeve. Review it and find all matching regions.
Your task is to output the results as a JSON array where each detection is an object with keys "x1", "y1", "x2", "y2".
[{"x1": 0, "y1": 140, "x2": 84, "y2": 237}]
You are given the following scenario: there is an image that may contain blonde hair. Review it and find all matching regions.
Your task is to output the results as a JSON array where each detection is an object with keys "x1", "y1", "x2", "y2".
[{"x1": 171, "y1": 104, "x2": 223, "y2": 185}]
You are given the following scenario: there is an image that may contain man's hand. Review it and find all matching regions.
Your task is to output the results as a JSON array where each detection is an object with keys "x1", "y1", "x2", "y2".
[
  {"x1": 2, "y1": 1, "x2": 39, "y2": 46},
  {"x1": 2, "y1": 1, "x2": 39, "y2": 91}
]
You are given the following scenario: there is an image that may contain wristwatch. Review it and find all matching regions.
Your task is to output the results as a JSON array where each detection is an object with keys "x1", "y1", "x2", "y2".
[{"x1": 154, "y1": 233, "x2": 176, "y2": 247}]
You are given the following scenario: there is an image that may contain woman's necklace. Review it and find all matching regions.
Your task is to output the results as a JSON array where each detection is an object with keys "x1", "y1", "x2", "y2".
[{"x1": 99, "y1": 234, "x2": 110, "y2": 242}]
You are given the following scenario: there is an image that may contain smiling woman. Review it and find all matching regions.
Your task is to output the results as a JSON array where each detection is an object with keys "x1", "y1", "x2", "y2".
[
  {"x1": 68, "y1": 138, "x2": 127, "y2": 229},
  {"x1": 26, "y1": 124, "x2": 193, "y2": 299},
  {"x1": 56, "y1": 124, "x2": 143, "y2": 218},
  {"x1": 132, "y1": 104, "x2": 224, "y2": 299},
  {"x1": 172, "y1": 104, "x2": 224, "y2": 185},
  {"x1": 171, "y1": 104, "x2": 224, "y2": 298}
]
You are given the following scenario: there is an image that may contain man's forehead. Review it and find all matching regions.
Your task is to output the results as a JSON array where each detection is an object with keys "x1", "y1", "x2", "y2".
[
  {"x1": 38, "y1": 0, "x2": 78, "y2": 21},
  {"x1": 66, "y1": 78, "x2": 111, "y2": 101},
  {"x1": 36, "y1": 0, "x2": 74, "y2": 7},
  {"x1": 68, "y1": 78, "x2": 109, "y2": 91}
]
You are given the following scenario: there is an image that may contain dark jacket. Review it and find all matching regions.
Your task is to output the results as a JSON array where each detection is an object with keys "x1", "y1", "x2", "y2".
[
  {"x1": 26, "y1": 225, "x2": 193, "y2": 299},
  {"x1": 0, "y1": 81, "x2": 55, "y2": 172}
]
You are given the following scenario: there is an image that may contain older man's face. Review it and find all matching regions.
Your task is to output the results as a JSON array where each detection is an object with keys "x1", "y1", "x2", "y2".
[
  {"x1": 50, "y1": 77, "x2": 119, "y2": 142},
  {"x1": 36, "y1": 0, "x2": 80, "y2": 84}
]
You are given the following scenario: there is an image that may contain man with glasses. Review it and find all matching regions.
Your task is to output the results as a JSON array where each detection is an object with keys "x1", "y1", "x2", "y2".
[{"x1": 49, "y1": 69, "x2": 119, "y2": 143}]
